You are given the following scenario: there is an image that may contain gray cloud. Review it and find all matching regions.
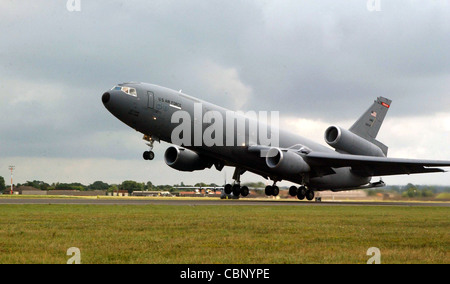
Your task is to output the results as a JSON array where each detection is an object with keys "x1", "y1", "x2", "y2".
[{"x1": 2, "y1": 1, "x2": 449, "y2": 115}]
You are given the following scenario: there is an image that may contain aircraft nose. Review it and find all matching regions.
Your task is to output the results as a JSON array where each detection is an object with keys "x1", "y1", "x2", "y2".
[{"x1": 102, "y1": 92, "x2": 111, "y2": 104}]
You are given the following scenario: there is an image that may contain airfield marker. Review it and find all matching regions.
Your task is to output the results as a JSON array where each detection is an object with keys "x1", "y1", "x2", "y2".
[{"x1": 8, "y1": 166, "x2": 15, "y2": 195}]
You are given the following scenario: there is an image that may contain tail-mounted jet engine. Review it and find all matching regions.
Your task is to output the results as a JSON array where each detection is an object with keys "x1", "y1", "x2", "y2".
[
  {"x1": 325, "y1": 126, "x2": 385, "y2": 157},
  {"x1": 164, "y1": 146, "x2": 213, "y2": 172}
]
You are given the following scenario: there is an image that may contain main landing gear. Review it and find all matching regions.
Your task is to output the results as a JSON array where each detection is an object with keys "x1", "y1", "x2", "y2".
[
  {"x1": 224, "y1": 168, "x2": 250, "y2": 198},
  {"x1": 265, "y1": 184, "x2": 280, "y2": 197},
  {"x1": 289, "y1": 185, "x2": 315, "y2": 201},
  {"x1": 143, "y1": 135, "x2": 156, "y2": 161},
  {"x1": 224, "y1": 184, "x2": 250, "y2": 198}
]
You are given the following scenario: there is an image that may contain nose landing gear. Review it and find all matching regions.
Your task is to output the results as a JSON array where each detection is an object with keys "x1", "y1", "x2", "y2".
[
  {"x1": 143, "y1": 135, "x2": 157, "y2": 161},
  {"x1": 143, "y1": 151, "x2": 155, "y2": 161}
]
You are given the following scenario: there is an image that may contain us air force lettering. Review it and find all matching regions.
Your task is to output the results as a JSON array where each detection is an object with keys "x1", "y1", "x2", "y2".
[{"x1": 102, "y1": 83, "x2": 450, "y2": 201}]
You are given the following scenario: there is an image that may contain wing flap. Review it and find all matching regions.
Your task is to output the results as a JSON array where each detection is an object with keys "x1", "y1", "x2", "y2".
[{"x1": 305, "y1": 152, "x2": 450, "y2": 177}]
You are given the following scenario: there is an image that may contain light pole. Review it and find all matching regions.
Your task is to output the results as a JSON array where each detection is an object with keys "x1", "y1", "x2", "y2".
[{"x1": 8, "y1": 166, "x2": 15, "y2": 195}]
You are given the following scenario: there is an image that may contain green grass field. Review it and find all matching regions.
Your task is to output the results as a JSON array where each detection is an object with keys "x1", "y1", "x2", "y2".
[{"x1": 0, "y1": 204, "x2": 448, "y2": 264}]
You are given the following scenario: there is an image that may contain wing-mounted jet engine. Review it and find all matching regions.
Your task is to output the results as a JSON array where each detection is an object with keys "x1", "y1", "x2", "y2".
[
  {"x1": 265, "y1": 147, "x2": 311, "y2": 175},
  {"x1": 164, "y1": 146, "x2": 213, "y2": 172}
]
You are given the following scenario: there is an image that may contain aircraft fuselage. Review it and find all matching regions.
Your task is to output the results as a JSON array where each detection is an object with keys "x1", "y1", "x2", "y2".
[{"x1": 102, "y1": 82, "x2": 370, "y2": 191}]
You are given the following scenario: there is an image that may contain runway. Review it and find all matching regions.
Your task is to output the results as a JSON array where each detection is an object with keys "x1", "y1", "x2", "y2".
[{"x1": 0, "y1": 198, "x2": 448, "y2": 207}]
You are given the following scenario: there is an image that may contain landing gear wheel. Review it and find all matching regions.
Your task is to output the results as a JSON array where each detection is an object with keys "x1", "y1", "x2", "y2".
[
  {"x1": 265, "y1": 185, "x2": 279, "y2": 196},
  {"x1": 289, "y1": 186, "x2": 298, "y2": 197},
  {"x1": 232, "y1": 184, "x2": 241, "y2": 197},
  {"x1": 224, "y1": 184, "x2": 232, "y2": 195},
  {"x1": 265, "y1": 186, "x2": 273, "y2": 196},
  {"x1": 297, "y1": 186, "x2": 306, "y2": 200},
  {"x1": 306, "y1": 190, "x2": 315, "y2": 201},
  {"x1": 240, "y1": 186, "x2": 249, "y2": 197},
  {"x1": 143, "y1": 135, "x2": 157, "y2": 160},
  {"x1": 143, "y1": 151, "x2": 155, "y2": 161},
  {"x1": 272, "y1": 186, "x2": 280, "y2": 197}
]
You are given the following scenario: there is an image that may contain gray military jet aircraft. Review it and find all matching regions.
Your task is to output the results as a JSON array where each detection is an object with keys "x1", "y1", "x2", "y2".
[{"x1": 102, "y1": 83, "x2": 450, "y2": 200}]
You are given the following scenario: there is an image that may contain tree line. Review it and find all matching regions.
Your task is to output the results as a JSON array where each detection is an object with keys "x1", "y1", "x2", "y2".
[
  {"x1": 366, "y1": 183, "x2": 450, "y2": 197},
  {"x1": 0, "y1": 177, "x2": 223, "y2": 194},
  {"x1": 2, "y1": 177, "x2": 449, "y2": 196}
]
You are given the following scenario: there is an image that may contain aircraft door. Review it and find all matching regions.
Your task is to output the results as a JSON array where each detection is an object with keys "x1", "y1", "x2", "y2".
[
  {"x1": 147, "y1": 91, "x2": 154, "y2": 109},
  {"x1": 137, "y1": 90, "x2": 160, "y2": 137}
]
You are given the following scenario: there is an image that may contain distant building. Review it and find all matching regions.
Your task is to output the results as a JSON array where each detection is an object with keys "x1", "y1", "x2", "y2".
[
  {"x1": 316, "y1": 190, "x2": 370, "y2": 200},
  {"x1": 2, "y1": 185, "x2": 20, "y2": 195},
  {"x1": 2, "y1": 187, "x2": 107, "y2": 196},
  {"x1": 179, "y1": 191, "x2": 222, "y2": 198},
  {"x1": 18, "y1": 186, "x2": 47, "y2": 196},
  {"x1": 49, "y1": 190, "x2": 107, "y2": 196},
  {"x1": 132, "y1": 191, "x2": 173, "y2": 197},
  {"x1": 108, "y1": 190, "x2": 129, "y2": 197}
]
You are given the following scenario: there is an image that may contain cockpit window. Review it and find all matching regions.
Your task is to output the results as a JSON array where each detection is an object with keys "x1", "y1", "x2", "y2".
[{"x1": 111, "y1": 86, "x2": 137, "y2": 97}]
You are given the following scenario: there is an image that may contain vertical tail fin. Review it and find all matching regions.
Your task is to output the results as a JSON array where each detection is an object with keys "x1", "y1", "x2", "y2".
[{"x1": 349, "y1": 97, "x2": 392, "y2": 156}]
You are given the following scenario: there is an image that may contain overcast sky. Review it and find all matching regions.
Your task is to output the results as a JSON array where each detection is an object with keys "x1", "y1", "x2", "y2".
[{"x1": 1, "y1": 0, "x2": 449, "y2": 186}]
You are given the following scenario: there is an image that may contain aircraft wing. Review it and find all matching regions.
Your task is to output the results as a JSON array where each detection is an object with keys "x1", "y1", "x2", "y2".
[{"x1": 304, "y1": 152, "x2": 450, "y2": 177}]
